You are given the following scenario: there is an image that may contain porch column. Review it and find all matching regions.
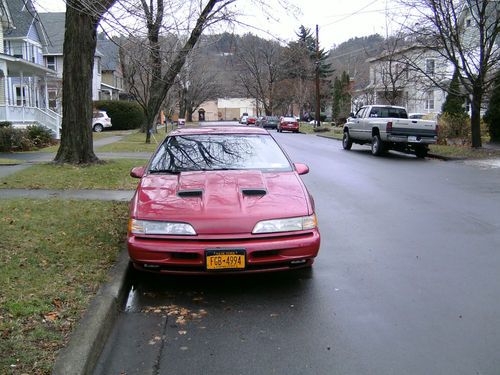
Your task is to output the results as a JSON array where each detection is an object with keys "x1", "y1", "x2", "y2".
[
  {"x1": 44, "y1": 76, "x2": 49, "y2": 109},
  {"x1": 21, "y1": 71, "x2": 25, "y2": 123}
]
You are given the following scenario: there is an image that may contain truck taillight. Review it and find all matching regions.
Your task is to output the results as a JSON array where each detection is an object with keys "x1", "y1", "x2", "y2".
[
  {"x1": 386, "y1": 121, "x2": 393, "y2": 133},
  {"x1": 435, "y1": 124, "x2": 439, "y2": 136}
]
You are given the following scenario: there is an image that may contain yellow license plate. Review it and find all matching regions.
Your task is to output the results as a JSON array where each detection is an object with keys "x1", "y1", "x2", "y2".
[{"x1": 206, "y1": 249, "x2": 245, "y2": 270}]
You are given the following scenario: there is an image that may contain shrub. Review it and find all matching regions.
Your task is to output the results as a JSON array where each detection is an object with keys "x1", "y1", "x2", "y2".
[
  {"x1": 0, "y1": 127, "x2": 34, "y2": 152},
  {"x1": 484, "y1": 71, "x2": 500, "y2": 142},
  {"x1": 437, "y1": 112, "x2": 470, "y2": 145},
  {"x1": 26, "y1": 125, "x2": 55, "y2": 148},
  {"x1": 94, "y1": 100, "x2": 145, "y2": 130},
  {"x1": 0, "y1": 121, "x2": 12, "y2": 128}
]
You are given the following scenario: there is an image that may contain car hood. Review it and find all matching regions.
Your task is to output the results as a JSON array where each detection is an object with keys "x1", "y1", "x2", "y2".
[{"x1": 131, "y1": 170, "x2": 311, "y2": 235}]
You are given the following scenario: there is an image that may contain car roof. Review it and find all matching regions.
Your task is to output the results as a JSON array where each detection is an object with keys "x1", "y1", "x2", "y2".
[{"x1": 169, "y1": 126, "x2": 269, "y2": 136}]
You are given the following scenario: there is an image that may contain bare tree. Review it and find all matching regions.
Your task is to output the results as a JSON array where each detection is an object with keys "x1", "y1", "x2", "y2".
[
  {"x1": 171, "y1": 47, "x2": 222, "y2": 121},
  {"x1": 398, "y1": 0, "x2": 500, "y2": 147},
  {"x1": 234, "y1": 34, "x2": 284, "y2": 115},
  {"x1": 54, "y1": 0, "x2": 116, "y2": 164}
]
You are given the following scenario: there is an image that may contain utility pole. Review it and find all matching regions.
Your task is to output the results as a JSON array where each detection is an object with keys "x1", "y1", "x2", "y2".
[{"x1": 315, "y1": 24, "x2": 321, "y2": 127}]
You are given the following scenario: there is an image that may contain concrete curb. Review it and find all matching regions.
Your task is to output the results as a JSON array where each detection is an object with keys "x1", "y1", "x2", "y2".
[{"x1": 52, "y1": 249, "x2": 132, "y2": 375}]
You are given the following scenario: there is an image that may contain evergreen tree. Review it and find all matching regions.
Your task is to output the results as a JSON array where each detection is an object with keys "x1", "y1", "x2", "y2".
[
  {"x1": 484, "y1": 71, "x2": 500, "y2": 141},
  {"x1": 442, "y1": 69, "x2": 466, "y2": 116},
  {"x1": 332, "y1": 72, "x2": 351, "y2": 122}
]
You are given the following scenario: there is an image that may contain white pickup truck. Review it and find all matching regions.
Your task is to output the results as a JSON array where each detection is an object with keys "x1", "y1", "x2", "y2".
[{"x1": 342, "y1": 105, "x2": 438, "y2": 158}]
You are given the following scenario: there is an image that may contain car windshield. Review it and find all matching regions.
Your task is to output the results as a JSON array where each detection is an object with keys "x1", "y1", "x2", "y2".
[{"x1": 149, "y1": 133, "x2": 293, "y2": 173}]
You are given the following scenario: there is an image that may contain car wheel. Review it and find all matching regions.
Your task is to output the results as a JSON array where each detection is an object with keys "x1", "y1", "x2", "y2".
[
  {"x1": 342, "y1": 131, "x2": 353, "y2": 150},
  {"x1": 415, "y1": 146, "x2": 429, "y2": 158},
  {"x1": 371, "y1": 134, "x2": 384, "y2": 156},
  {"x1": 93, "y1": 123, "x2": 104, "y2": 132}
]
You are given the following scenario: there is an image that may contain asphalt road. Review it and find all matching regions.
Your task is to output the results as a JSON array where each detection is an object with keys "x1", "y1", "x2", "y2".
[{"x1": 95, "y1": 131, "x2": 500, "y2": 375}]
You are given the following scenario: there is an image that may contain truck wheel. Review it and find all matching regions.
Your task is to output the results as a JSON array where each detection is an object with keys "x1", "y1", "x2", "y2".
[
  {"x1": 342, "y1": 131, "x2": 353, "y2": 150},
  {"x1": 415, "y1": 146, "x2": 429, "y2": 158},
  {"x1": 371, "y1": 134, "x2": 384, "y2": 156}
]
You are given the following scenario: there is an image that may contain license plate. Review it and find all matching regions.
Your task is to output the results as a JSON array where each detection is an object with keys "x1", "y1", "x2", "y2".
[
  {"x1": 206, "y1": 249, "x2": 246, "y2": 271},
  {"x1": 408, "y1": 136, "x2": 418, "y2": 142}
]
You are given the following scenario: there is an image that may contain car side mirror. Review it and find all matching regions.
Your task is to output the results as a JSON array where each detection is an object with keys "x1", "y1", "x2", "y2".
[
  {"x1": 349, "y1": 112, "x2": 355, "y2": 118},
  {"x1": 294, "y1": 163, "x2": 309, "y2": 175},
  {"x1": 130, "y1": 166, "x2": 145, "y2": 178}
]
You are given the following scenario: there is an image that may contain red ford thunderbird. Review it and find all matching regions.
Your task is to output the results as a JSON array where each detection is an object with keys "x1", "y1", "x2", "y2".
[{"x1": 128, "y1": 126, "x2": 320, "y2": 274}]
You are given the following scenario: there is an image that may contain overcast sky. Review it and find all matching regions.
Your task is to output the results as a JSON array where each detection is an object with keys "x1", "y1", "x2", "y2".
[{"x1": 34, "y1": 0, "x2": 398, "y2": 49}]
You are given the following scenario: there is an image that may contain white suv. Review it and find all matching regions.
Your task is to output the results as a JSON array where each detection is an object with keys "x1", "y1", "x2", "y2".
[{"x1": 92, "y1": 110, "x2": 112, "y2": 132}]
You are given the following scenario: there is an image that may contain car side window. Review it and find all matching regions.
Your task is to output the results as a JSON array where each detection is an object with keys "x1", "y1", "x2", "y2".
[
  {"x1": 369, "y1": 108, "x2": 380, "y2": 117},
  {"x1": 355, "y1": 107, "x2": 366, "y2": 118}
]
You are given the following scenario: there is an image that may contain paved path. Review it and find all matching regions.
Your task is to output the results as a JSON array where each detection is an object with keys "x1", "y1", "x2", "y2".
[
  {"x1": 0, "y1": 189, "x2": 134, "y2": 201},
  {"x1": 0, "y1": 134, "x2": 145, "y2": 200}
]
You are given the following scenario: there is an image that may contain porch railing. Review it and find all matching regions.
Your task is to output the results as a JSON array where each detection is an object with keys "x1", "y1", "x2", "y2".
[{"x1": 0, "y1": 105, "x2": 62, "y2": 139}]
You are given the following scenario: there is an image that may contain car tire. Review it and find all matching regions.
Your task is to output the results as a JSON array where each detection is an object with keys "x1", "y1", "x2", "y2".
[
  {"x1": 93, "y1": 123, "x2": 104, "y2": 132},
  {"x1": 371, "y1": 134, "x2": 384, "y2": 156},
  {"x1": 415, "y1": 146, "x2": 429, "y2": 158},
  {"x1": 342, "y1": 131, "x2": 353, "y2": 150}
]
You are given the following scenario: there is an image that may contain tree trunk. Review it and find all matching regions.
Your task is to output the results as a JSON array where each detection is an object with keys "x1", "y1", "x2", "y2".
[
  {"x1": 54, "y1": 4, "x2": 101, "y2": 164},
  {"x1": 470, "y1": 86, "x2": 483, "y2": 148}
]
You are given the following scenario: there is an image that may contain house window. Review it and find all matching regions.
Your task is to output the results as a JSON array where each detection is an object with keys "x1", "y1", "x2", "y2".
[
  {"x1": 96, "y1": 59, "x2": 101, "y2": 75},
  {"x1": 425, "y1": 91, "x2": 435, "y2": 110},
  {"x1": 426, "y1": 59, "x2": 435, "y2": 75},
  {"x1": 48, "y1": 89, "x2": 58, "y2": 110},
  {"x1": 47, "y1": 56, "x2": 56, "y2": 70},
  {"x1": 15, "y1": 86, "x2": 28, "y2": 106}
]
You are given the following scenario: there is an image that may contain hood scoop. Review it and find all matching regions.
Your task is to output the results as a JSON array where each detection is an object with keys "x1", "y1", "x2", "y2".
[
  {"x1": 177, "y1": 189, "x2": 203, "y2": 198},
  {"x1": 241, "y1": 188, "x2": 267, "y2": 196}
]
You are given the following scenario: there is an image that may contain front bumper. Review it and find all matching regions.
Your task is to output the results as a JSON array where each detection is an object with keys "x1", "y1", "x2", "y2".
[{"x1": 128, "y1": 229, "x2": 320, "y2": 274}]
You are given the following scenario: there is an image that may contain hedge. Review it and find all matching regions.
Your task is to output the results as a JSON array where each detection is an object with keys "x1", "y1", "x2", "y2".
[{"x1": 94, "y1": 100, "x2": 145, "y2": 130}]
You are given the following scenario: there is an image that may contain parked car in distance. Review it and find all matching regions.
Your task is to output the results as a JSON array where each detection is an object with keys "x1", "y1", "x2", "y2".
[
  {"x1": 278, "y1": 116, "x2": 299, "y2": 133},
  {"x1": 260, "y1": 116, "x2": 279, "y2": 129},
  {"x1": 246, "y1": 116, "x2": 257, "y2": 125},
  {"x1": 92, "y1": 110, "x2": 112, "y2": 132},
  {"x1": 128, "y1": 126, "x2": 320, "y2": 274},
  {"x1": 240, "y1": 114, "x2": 248, "y2": 124}
]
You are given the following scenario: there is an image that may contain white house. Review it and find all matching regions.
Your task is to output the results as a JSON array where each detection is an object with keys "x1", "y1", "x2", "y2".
[
  {"x1": 0, "y1": 0, "x2": 61, "y2": 137},
  {"x1": 363, "y1": 45, "x2": 454, "y2": 116},
  {"x1": 38, "y1": 12, "x2": 104, "y2": 113}
]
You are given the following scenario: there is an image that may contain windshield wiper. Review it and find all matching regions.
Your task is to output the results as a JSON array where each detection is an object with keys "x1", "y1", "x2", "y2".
[{"x1": 149, "y1": 169, "x2": 182, "y2": 174}]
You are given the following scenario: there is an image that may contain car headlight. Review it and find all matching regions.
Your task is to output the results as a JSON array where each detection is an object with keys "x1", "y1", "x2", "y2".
[
  {"x1": 252, "y1": 214, "x2": 317, "y2": 234},
  {"x1": 129, "y1": 219, "x2": 196, "y2": 235}
]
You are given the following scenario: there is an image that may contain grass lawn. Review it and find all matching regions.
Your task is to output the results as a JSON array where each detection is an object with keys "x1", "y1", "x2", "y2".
[
  {"x1": 0, "y1": 159, "x2": 147, "y2": 190},
  {"x1": 0, "y1": 199, "x2": 128, "y2": 374},
  {"x1": 429, "y1": 144, "x2": 500, "y2": 159},
  {"x1": 0, "y1": 158, "x2": 21, "y2": 165},
  {"x1": 95, "y1": 130, "x2": 164, "y2": 153},
  {"x1": 300, "y1": 123, "x2": 343, "y2": 139}
]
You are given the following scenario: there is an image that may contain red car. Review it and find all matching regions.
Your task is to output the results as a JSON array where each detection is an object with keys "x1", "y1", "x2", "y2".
[
  {"x1": 246, "y1": 116, "x2": 257, "y2": 125},
  {"x1": 128, "y1": 126, "x2": 320, "y2": 274},
  {"x1": 278, "y1": 116, "x2": 299, "y2": 133}
]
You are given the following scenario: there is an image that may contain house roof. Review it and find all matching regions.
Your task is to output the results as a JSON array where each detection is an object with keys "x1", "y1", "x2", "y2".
[
  {"x1": 38, "y1": 12, "x2": 65, "y2": 55},
  {"x1": 4, "y1": 0, "x2": 45, "y2": 43},
  {"x1": 0, "y1": 0, "x2": 14, "y2": 28},
  {"x1": 96, "y1": 38, "x2": 119, "y2": 71}
]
